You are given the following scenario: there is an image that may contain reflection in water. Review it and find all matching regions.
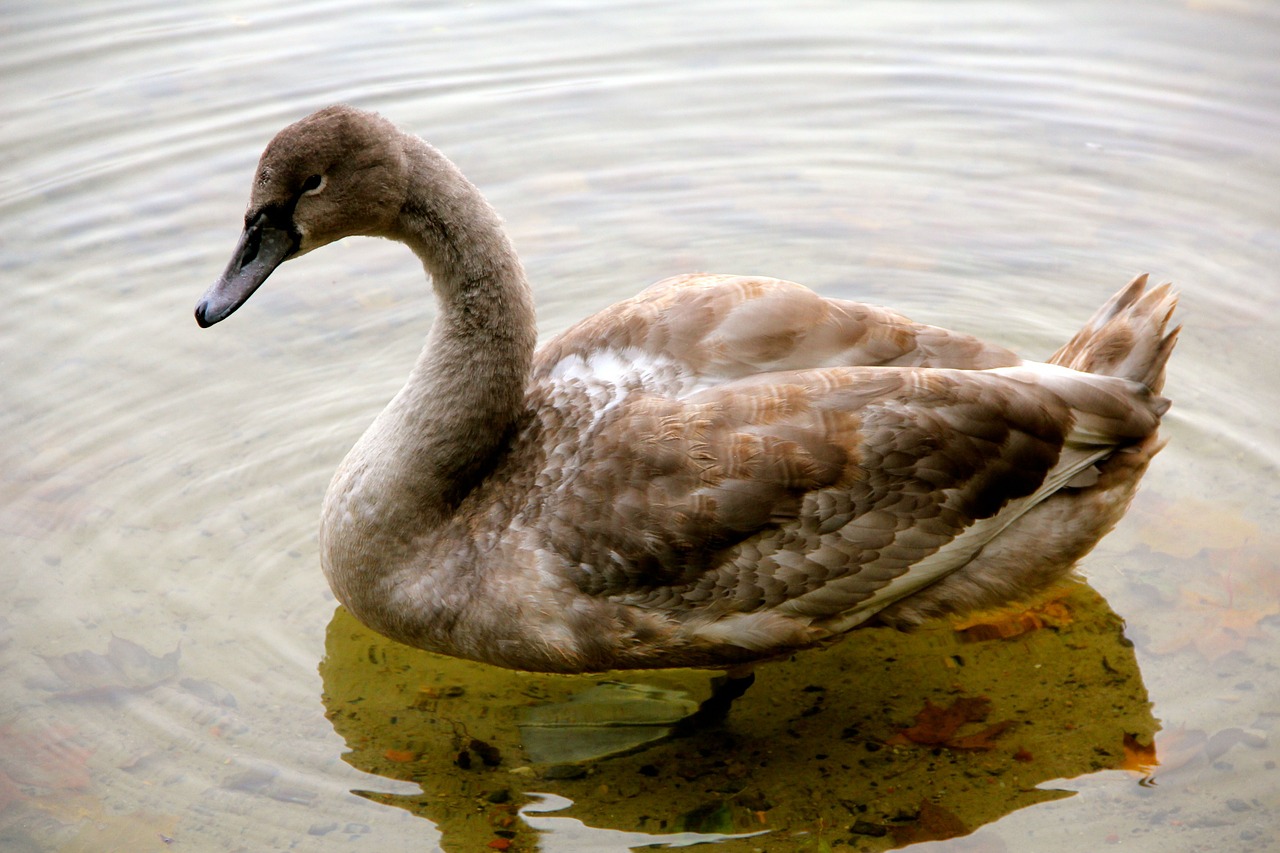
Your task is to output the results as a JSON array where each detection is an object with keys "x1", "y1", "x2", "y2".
[
  {"x1": 518, "y1": 682, "x2": 701, "y2": 764},
  {"x1": 519, "y1": 793, "x2": 768, "y2": 850},
  {"x1": 319, "y1": 579, "x2": 1156, "y2": 850}
]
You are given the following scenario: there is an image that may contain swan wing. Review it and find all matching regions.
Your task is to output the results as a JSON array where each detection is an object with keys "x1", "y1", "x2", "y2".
[
  {"x1": 532, "y1": 274, "x2": 1022, "y2": 391},
  {"x1": 524, "y1": 349, "x2": 1160, "y2": 626}
]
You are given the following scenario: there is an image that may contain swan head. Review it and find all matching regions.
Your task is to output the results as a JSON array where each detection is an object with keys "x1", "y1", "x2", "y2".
[{"x1": 196, "y1": 105, "x2": 408, "y2": 327}]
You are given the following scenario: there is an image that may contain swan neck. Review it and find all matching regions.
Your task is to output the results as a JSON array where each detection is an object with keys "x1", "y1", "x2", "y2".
[
  {"x1": 321, "y1": 137, "x2": 536, "y2": 633},
  {"x1": 391, "y1": 136, "x2": 536, "y2": 501}
]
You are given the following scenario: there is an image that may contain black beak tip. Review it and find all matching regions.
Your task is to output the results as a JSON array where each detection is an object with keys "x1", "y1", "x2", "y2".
[{"x1": 197, "y1": 217, "x2": 294, "y2": 329}]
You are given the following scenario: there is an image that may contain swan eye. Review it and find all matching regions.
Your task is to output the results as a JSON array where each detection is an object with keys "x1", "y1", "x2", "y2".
[{"x1": 300, "y1": 174, "x2": 325, "y2": 195}]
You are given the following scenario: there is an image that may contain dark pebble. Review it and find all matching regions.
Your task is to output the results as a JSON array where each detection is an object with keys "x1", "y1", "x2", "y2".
[
  {"x1": 470, "y1": 738, "x2": 502, "y2": 767},
  {"x1": 1226, "y1": 798, "x2": 1251, "y2": 812}
]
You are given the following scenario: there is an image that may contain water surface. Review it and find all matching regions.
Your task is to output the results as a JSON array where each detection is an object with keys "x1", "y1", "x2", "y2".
[{"x1": 3, "y1": 1, "x2": 1278, "y2": 851}]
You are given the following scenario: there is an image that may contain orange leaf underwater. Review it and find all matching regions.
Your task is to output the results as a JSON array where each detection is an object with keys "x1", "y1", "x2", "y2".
[
  {"x1": 887, "y1": 696, "x2": 1015, "y2": 751},
  {"x1": 952, "y1": 592, "x2": 1076, "y2": 642}
]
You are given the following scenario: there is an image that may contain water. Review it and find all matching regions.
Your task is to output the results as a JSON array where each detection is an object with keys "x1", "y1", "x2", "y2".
[{"x1": 3, "y1": 1, "x2": 1278, "y2": 850}]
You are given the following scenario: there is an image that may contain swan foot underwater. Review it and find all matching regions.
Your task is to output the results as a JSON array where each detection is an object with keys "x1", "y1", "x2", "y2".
[{"x1": 196, "y1": 106, "x2": 1178, "y2": 724}]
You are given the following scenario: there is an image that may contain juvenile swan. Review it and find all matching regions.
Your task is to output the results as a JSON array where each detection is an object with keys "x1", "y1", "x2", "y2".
[{"x1": 196, "y1": 105, "x2": 1178, "y2": 675}]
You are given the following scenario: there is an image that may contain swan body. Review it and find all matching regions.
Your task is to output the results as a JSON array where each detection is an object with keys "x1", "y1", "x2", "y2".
[{"x1": 196, "y1": 105, "x2": 1178, "y2": 674}]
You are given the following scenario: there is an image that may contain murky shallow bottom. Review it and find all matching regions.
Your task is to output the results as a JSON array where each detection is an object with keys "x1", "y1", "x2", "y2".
[
  {"x1": 3, "y1": 1, "x2": 1279, "y2": 851},
  {"x1": 319, "y1": 583, "x2": 1160, "y2": 850}
]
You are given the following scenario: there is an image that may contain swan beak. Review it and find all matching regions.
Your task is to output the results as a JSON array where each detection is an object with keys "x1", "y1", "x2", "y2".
[{"x1": 195, "y1": 213, "x2": 295, "y2": 327}]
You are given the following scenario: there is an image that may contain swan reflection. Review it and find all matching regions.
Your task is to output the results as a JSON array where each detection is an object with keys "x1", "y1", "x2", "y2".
[{"x1": 320, "y1": 579, "x2": 1157, "y2": 850}]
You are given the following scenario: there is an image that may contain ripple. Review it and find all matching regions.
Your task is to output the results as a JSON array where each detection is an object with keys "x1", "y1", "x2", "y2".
[{"x1": 3, "y1": 0, "x2": 1279, "y2": 850}]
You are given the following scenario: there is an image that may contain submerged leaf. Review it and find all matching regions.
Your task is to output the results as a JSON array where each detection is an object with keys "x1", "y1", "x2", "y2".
[
  {"x1": 1127, "y1": 495, "x2": 1257, "y2": 558},
  {"x1": 1145, "y1": 544, "x2": 1280, "y2": 661},
  {"x1": 1121, "y1": 733, "x2": 1158, "y2": 775},
  {"x1": 40, "y1": 636, "x2": 180, "y2": 698},
  {"x1": 946, "y1": 721, "x2": 1017, "y2": 751},
  {"x1": 953, "y1": 592, "x2": 1075, "y2": 641},
  {"x1": 889, "y1": 697, "x2": 987, "y2": 745},
  {"x1": 891, "y1": 799, "x2": 969, "y2": 845},
  {"x1": 887, "y1": 696, "x2": 1014, "y2": 751}
]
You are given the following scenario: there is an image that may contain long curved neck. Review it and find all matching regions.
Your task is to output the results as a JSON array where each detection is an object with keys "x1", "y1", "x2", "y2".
[
  {"x1": 320, "y1": 137, "x2": 536, "y2": 624},
  {"x1": 390, "y1": 137, "x2": 536, "y2": 510}
]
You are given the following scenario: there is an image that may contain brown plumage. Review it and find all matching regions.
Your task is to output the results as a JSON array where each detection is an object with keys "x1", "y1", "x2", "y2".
[{"x1": 196, "y1": 105, "x2": 1179, "y2": 674}]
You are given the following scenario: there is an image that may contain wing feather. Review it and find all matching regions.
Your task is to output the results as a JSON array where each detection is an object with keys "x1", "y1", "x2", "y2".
[
  {"x1": 532, "y1": 274, "x2": 1022, "y2": 391},
  {"x1": 519, "y1": 276, "x2": 1165, "y2": 642}
]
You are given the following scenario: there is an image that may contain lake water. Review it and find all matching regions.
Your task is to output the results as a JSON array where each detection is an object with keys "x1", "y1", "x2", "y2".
[{"x1": 3, "y1": 1, "x2": 1278, "y2": 851}]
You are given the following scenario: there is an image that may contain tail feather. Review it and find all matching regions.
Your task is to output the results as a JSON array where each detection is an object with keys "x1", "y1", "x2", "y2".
[{"x1": 1049, "y1": 273, "x2": 1180, "y2": 393}]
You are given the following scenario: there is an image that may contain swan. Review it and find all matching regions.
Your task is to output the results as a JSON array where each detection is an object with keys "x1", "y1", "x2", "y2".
[{"x1": 195, "y1": 105, "x2": 1178, "y2": 677}]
